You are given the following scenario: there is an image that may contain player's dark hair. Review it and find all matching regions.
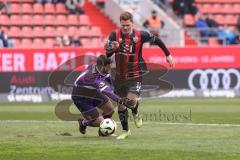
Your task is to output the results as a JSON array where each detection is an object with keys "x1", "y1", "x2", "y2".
[
  {"x1": 120, "y1": 11, "x2": 133, "y2": 22},
  {"x1": 96, "y1": 55, "x2": 112, "y2": 66}
]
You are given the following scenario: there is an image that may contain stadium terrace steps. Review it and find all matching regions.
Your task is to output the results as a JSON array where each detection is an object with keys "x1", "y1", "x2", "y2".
[{"x1": 82, "y1": 0, "x2": 117, "y2": 37}]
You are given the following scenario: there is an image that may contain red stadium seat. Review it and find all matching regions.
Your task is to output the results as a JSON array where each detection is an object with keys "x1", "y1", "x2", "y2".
[
  {"x1": 91, "y1": 38, "x2": 102, "y2": 48},
  {"x1": 10, "y1": 3, "x2": 21, "y2": 14},
  {"x1": 10, "y1": 15, "x2": 21, "y2": 26},
  {"x1": 33, "y1": 27, "x2": 45, "y2": 37},
  {"x1": 233, "y1": 4, "x2": 240, "y2": 14},
  {"x1": 225, "y1": 15, "x2": 236, "y2": 25},
  {"x1": 45, "y1": 38, "x2": 55, "y2": 48},
  {"x1": 68, "y1": 26, "x2": 78, "y2": 36},
  {"x1": 44, "y1": 15, "x2": 56, "y2": 26},
  {"x1": 12, "y1": 39, "x2": 21, "y2": 48},
  {"x1": 215, "y1": 14, "x2": 225, "y2": 25},
  {"x1": 21, "y1": 27, "x2": 33, "y2": 38},
  {"x1": 211, "y1": 4, "x2": 222, "y2": 13},
  {"x1": 33, "y1": 15, "x2": 44, "y2": 25},
  {"x1": 44, "y1": 3, "x2": 55, "y2": 14},
  {"x1": 208, "y1": 38, "x2": 220, "y2": 46},
  {"x1": 78, "y1": 27, "x2": 90, "y2": 37},
  {"x1": 21, "y1": 15, "x2": 32, "y2": 25},
  {"x1": 222, "y1": 4, "x2": 233, "y2": 14},
  {"x1": 8, "y1": 27, "x2": 21, "y2": 37},
  {"x1": 33, "y1": 3, "x2": 44, "y2": 14},
  {"x1": 80, "y1": 38, "x2": 91, "y2": 48},
  {"x1": 0, "y1": 15, "x2": 10, "y2": 26},
  {"x1": 67, "y1": 15, "x2": 79, "y2": 25},
  {"x1": 45, "y1": 26, "x2": 56, "y2": 37},
  {"x1": 56, "y1": 27, "x2": 67, "y2": 36},
  {"x1": 33, "y1": 38, "x2": 45, "y2": 48},
  {"x1": 22, "y1": 3, "x2": 33, "y2": 14},
  {"x1": 184, "y1": 14, "x2": 195, "y2": 26},
  {"x1": 89, "y1": 26, "x2": 102, "y2": 37},
  {"x1": 56, "y1": 15, "x2": 67, "y2": 25},
  {"x1": 56, "y1": 3, "x2": 68, "y2": 14},
  {"x1": 21, "y1": 39, "x2": 33, "y2": 48},
  {"x1": 79, "y1": 15, "x2": 91, "y2": 26}
]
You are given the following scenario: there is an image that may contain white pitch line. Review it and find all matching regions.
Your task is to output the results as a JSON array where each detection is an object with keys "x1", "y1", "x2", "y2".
[{"x1": 1, "y1": 120, "x2": 240, "y2": 127}]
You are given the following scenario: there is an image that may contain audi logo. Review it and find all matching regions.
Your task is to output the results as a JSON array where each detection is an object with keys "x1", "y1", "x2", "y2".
[{"x1": 188, "y1": 69, "x2": 240, "y2": 90}]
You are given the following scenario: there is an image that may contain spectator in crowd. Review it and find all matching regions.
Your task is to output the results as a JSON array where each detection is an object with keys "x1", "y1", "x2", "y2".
[
  {"x1": 65, "y1": 0, "x2": 85, "y2": 14},
  {"x1": 225, "y1": 27, "x2": 238, "y2": 45},
  {"x1": 71, "y1": 35, "x2": 82, "y2": 47},
  {"x1": 195, "y1": 14, "x2": 210, "y2": 37},
  {"x1": 143, "y1": 10, "x2": 164, "y2": 37},
  {"x1": 54, "y1": 36, "x2": 64, "y2": 47},
  {"x1": 0, "y1": 1, "x2": 11, "y2": 17},
  {"x1": 62, "y1": 35, "x2": 72, "y2": 47},
  {"x1": 237, "y1": 15, "x2": 240, "y2": 33},
  {"x1": 0, "y1": 29, "x2": 13, "y2": 48},
  {"x1": 206, "y1": 14, "x2": 219, "y2": 28},
  {"x1": 172, "y1": 0, "x2": 198, "y2": 16},
  {"x1": 205, "y1": 14, "x2": 218, "y2": 37}
]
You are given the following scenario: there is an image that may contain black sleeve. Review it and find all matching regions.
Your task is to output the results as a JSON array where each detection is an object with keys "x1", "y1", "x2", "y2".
[
  {"x1": 141, "y1": 30, "x2": 171, "y2": 56},
  {"x1": 108, "y1": 31, "x2": 116, "y2": 41},
  {"x1": 105, "y1": 31, "x2": 117, "y2": 57}
]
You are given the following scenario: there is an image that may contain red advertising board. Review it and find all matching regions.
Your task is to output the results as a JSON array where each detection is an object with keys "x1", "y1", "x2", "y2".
[{"x1": 0, "y1": 47, "x2": 240, "y2": 72}]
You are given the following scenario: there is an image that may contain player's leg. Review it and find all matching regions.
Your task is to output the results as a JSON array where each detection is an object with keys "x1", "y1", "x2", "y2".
[
  {"x1": 98, "y1": 100, "x2": 115, "y2": 119},
  {"x1": 127, "y1": 92, "x2": 142, "y2": 128}
]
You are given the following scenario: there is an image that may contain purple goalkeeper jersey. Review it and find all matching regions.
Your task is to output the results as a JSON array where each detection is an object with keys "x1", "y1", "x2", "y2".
[{"x1": 73, "y1": 64, "x2": 121, "y2": 103}]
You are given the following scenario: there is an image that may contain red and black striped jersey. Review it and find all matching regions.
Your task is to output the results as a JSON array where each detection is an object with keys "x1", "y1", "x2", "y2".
[{"x1": 106, "y1": 29, "x2": 171, "y2": 80}]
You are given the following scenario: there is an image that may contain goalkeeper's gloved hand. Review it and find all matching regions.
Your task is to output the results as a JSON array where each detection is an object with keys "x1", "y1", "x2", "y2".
[{"x1": 118, "y1": 97, "x2": 136, "y2": 109}]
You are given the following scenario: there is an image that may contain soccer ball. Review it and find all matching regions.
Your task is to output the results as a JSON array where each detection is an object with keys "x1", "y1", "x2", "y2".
[{"x1": 99, "y1": 118, "x2": 117, "y2": 136}]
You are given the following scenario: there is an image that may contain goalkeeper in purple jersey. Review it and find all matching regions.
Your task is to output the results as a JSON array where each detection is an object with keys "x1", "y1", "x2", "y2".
[{"x1": 72, "y1": 55, "x2": 135, "y2": 135}]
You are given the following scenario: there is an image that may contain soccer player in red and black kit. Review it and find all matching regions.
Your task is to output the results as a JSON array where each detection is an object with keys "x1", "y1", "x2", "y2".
[{"x1": 105, "y1": 11, "x2": 174, "y2": 139}]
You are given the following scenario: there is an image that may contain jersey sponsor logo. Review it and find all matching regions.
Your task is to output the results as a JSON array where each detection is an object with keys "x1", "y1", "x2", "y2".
[{"x1": 188, "y1": 69, "x2": 240, "y2": 90}]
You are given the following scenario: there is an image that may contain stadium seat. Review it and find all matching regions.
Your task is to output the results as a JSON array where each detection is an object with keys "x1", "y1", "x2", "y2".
[
  {"x1": 79, "y1": 15, "x2": 91, "y2": 26},
  {"x1": 8, "y1": 27, "x2": 21, "y2": 37},
  {"x1": 44, "y1": 3, "x2": 55, "y2": 14},
  {"x1": 9, "y1": 3, "x2": 21, "y2": 14},
  {"x1": 45, "y1": 26, "x2": 56, "y2": 37},
  {"x1": 44, "y1": 15, "x2": 56, "y2": 26},
  {"x1": 222, "y1": 4, "x2": 233, "y2": 14},
  {"x1": 21, "y1": 39, "x2": 33, "y2": 48},
  {"x1": 89, "y1": 26, "x2": 102, "y2": 37},
  {"x1": 56, "y1": 27, "x2": 67, "y2": 36},
  {"x1": 21, "y1": 15, "x2": 32, "y2": 25},
  {"x1": 22, "y1": 3, "x2": 33, "y2": 14},
  {"x1": 10, "y1": 15, "x2": 21, "y2": 26},
  {"x1": 233, "y1": 4, "x2": 240, "y2": 14},
  {"x1": 91, "y1": 38, "x2": 102, "y2": 48},
  {"x1": 67, "y1": 15, "x2": 79, "y2": 25},
  {"x1": 33, "y1": 15, "x2": 44, "y2": 25},
  {"x1": 21, "y1": 27, "x2": 33, "y2": 38},
  {"x1": 80, "y1": 38, "x2": 91, "y2": 47},
  {"x1": 184, "y1": 14, "x2": 195, "y2": 27},
  {"x1": 212, "y1": 4, "x2": 222, "y2": 13},
  {"x1": 225, "y1": 15, "x2": 236, "y2": 25},
  {"x1": 215, "y1": 14, "x2": 225, "y2": 25},
  {"x1": 56, "y1": 3, "x2": 68, "y2": 14},
  {"x1": 33, "y1": 38, "x2": 45, "y2": 48},
  {"x1": 45, "y1": 38, "x2": 55, "y2": 48},
  {"x1": 201, "y1": 4, "x2": 211, "y2": 13},
  {"x1": 208, "y1": 38, "x2": 220, "y2": 46},
  {"x1": 0, "y1": 15, "x2": 10, "y2": 26},
  {"x1": 56, "y1": 15, "x2": 67, "y2": 26},
  {"x1": 33, "y1": 27, "x2": 45, "y2": 37},
  {"x1": 33, "y1": 3, "x2": 44, "y2": 14},
  {"x1": 68, "y1": 26, "x2": 78, "y2": 36},
  {"x1": 78, "y1": 27, "x2": 90, "y2": 37},
  {"x1": 12, "y1": 39, "x2": 21, "y2": 48}
]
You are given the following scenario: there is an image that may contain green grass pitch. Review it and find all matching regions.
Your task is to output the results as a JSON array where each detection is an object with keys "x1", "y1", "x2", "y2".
[{"x1": 0, "y1": 98, "x2": 240, "y2": 160}]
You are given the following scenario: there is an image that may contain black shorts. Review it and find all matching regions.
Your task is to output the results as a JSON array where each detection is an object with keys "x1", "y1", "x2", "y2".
[{"x1": 113, "y1": 78, "x2": 142, "y2": 97}]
